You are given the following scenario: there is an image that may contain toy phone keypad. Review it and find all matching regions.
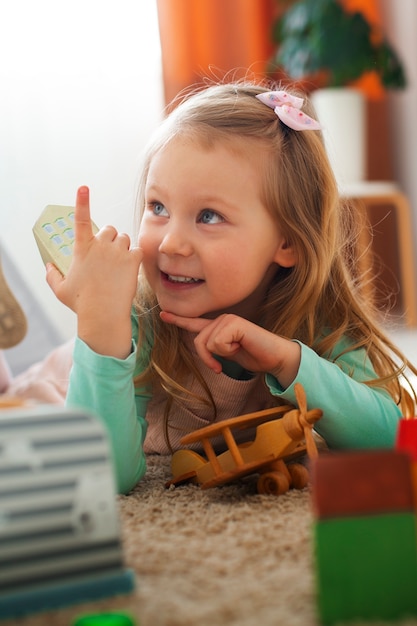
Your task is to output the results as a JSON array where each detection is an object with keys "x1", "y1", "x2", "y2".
[{"x1": 33, "y1": 204, "x2": 98, "y2": 276}]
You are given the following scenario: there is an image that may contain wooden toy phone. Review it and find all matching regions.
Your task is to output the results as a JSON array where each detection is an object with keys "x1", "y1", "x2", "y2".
[{"x1": 33, "y1": 205, "x2": 99, "y2": 275}]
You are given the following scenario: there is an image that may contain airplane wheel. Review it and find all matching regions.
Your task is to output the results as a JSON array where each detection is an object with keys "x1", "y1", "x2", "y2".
[
  {"x1": 257, "y1": 471, "x2": 290, "y2": 496},
  {"x1": 288, "y1": 463, "x2": 309, "y2": 489}
]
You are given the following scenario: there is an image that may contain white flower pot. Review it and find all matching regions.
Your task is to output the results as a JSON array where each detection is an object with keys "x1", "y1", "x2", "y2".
[{"x1": 311, "y1": 87, "x2": 366, "y2": 187}]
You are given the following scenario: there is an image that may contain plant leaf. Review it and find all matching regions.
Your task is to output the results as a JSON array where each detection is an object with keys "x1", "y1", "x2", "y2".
[{"x1": 270, "y1": 0, "x2": 406, "y2": 89}]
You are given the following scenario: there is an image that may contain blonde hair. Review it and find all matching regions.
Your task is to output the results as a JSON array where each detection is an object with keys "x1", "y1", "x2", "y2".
[{"x1": 133, "y1": 81, "x2": 416, "y2": 436}]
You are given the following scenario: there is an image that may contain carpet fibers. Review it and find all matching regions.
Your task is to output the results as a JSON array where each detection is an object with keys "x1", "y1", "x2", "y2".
[{"x1": 3, "y1": 455, "x2": 417, "y2": 626}]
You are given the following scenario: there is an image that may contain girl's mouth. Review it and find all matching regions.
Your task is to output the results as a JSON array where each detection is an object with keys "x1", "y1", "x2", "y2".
[{"x1": 162, "y1": 272, "x2": 203, "y2": 285}]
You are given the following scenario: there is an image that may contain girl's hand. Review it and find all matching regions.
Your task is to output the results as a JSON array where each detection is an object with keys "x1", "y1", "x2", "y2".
[
  {"x1": 46, "y1": 186, "x2": 143, "y2": 358},
  {"x1": 160, "y1": 311, "x2": 301, "y2": 389}
]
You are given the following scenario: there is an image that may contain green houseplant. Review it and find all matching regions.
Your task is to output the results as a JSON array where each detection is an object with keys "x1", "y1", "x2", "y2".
[
  {"x1": 270, "y1": 0, "x2": 407, "y2": 90},
  {"x1": 268, "y1": 0, "x2": 407, "y2": 185}
]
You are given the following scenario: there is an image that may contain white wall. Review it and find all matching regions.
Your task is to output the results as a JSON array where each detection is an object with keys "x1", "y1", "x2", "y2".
[
  {"x1": 0, "y1": 1, "x2": 163, "y2": 341},
  {"x1": 380, "y1": 0, "x2": 417, "y2": 275}
]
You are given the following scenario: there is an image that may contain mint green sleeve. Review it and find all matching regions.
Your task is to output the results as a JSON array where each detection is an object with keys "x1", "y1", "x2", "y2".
[
  {"x1": 265, "y1": 341, "x2": 402, "y2": 449},
  {"x1": 65, "y1": 314, "x2": 151, "y2": 494}
]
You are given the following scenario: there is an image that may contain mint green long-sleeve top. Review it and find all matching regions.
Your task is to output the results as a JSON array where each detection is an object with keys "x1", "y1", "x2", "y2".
[{"x1": 66, "y1": 313, "x2": 401, "y2": 494}]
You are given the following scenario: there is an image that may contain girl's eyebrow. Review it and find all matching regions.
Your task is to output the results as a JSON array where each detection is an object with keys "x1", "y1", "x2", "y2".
[
  {"x1": 146, "y1": 182, "x2": 236, "y2": 210},
  {"x1": 145, "y1": 182, "x2": 166, "y2": 196}
]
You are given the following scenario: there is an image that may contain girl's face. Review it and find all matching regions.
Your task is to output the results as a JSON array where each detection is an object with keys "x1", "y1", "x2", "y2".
[{"x1": 139, "y1": 134, "x2": 296, "y2": 321}]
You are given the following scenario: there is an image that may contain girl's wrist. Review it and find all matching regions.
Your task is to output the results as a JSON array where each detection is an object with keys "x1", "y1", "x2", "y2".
[
  {"x1": 270, "y1": 340, "x2": 301, "y2": 390},
  {"x1": 77, "y1": 314, "x2": 133, "y2": 359}
]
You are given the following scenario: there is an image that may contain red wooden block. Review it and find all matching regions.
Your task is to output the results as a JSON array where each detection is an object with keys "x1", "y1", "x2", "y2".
[
  {"x1": 396, "y1": 418, "x2": 417, "y2": 461},
  {"x1": 311, "y1": 449, "x2": 414, "y2": 519}
]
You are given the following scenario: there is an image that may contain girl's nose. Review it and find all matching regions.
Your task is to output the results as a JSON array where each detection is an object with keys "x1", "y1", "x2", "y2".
[{"x1": 158, "y1": 226, "x2": 194, "y2": 256}]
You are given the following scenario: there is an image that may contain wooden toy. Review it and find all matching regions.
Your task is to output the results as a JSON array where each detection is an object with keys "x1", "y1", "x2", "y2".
[
  {"x1": 0, "y1": 257, "x2": 27, "y2": 349},
  {"x1": 0, "y1": 405, "x2": 134, "y2": 620},
  {"x1": 396, "y1": 418, "x2": 417, "y2": 461},
  {"x1": 0, "y1": 395, "x2": 28, "y2": 409},
  {"x1": 312, "y1": 448, "x2": 417, "y2": 624},
  {"x1": 33, "y1": 204, "x2": 99, "y2": 276},
  {"x1": 167, "y1": 383, "x2": 322, "y2": 495},
  {"x1": 315, "y1": 512, "x2": 417, "y2": 623},
  {"x1": 311, "y1": 449, "x2": 415, "y2": 519},
  {"x1": 72, "y1": 613, "x2": 136, "y2": 625},
  {"x1": 396, "y1": 417, "x2": 417, "y2": 506}
]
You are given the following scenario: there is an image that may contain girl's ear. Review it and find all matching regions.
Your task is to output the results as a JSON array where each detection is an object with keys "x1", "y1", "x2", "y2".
[{"x1": 273, "y1": 238, "x2": 298, "y2": 268}]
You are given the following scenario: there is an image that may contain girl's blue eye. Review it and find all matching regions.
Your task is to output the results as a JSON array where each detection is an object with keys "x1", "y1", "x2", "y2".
[
  {"x1": 152, "y1": 202, "x2": 168, "y2": 216},
  {"x1": 199, "y1": 209, "x2": 223, "y2": 224}
]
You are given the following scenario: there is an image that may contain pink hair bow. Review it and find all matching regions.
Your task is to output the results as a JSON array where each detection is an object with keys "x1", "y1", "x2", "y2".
[{"x1": 256, "y1": 91, "x2": 321, "y2": 131}]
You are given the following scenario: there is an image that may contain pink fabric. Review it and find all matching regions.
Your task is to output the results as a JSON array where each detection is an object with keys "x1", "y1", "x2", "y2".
[{"x1": 5, "y1": 339, "x2": 73, "y2": 404}]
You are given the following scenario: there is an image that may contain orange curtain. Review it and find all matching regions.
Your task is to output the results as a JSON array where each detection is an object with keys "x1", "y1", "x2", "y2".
[
  {"x1": 343, "y1": 0, "x2": 380, "y2": 24},
  {"x1": 156, "y1": 0, "x2": 277, "y2": 107}
]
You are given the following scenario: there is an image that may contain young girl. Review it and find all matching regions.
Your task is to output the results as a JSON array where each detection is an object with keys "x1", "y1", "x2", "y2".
[{"x1": 46, "y1": 82, "x2": 417, "y2": 494}]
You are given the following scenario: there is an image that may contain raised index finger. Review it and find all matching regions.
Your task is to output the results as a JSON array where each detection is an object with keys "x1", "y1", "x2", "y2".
[{"x1": 74, "y1": 185, "x2": 94, "y2": 244}]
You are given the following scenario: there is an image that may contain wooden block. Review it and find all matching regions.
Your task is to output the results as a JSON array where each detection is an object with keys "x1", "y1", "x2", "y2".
[
  {"x1": 396, "y1": 418, "x2": 417, "y2": 461},
  {"x1": 314, "y1": 512, "x2": 417, "y2": 623},
  {"x1": 409, "y1": 463, "x2": 417, "y2": 512},
  {"x1": 311, "y1": 450, "x2": 414, "y2": 519},
  {"x1": 396, "y1": 420, "x2": 417, "y2": 506}
]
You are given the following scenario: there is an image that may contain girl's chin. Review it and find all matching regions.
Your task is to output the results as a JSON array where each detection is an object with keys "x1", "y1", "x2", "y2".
[
  {"x1": 158, "y1": 304, "x2": 233, "y2": 321},
  {"x1": 157, "y1": 299, "x2": 217, "y2": 319},
  {"x1": 156, "y1": 298, "x2": 197, "y2": 316},
  {"x1": 159, "y1": 306, "x2": 208, "y2": 318},
  {"x1": 156, "y1": 292, "x2": 241, "y2": 319}
]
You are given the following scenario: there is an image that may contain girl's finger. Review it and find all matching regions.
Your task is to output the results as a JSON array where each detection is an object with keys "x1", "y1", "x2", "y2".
[
  {"x1": 160, "y1": 311, "x2": 211, "y2": 333},
  {"x1": 160, "y1": 312, "x2": 222, "y2": 372},
  {"x1": 45, "y1": 262, "x2": 65, "y2": 295},
  {"x1": 74, "y1": 186, "x2": 94, "y2": 244}
]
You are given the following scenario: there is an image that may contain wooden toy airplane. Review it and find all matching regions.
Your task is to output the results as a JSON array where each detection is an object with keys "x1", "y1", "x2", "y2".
[{"x1": 167, "y1": 383, "x2": 323, "y2": 496}]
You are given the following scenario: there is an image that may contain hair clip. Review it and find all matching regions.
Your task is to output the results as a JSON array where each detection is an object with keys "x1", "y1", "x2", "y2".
[{"x1": 256, "y1": 91, "x2": 322, "y2": 131}]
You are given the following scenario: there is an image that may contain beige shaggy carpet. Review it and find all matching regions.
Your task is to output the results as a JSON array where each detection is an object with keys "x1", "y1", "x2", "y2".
[{"x1": 3, "y1": 454, "x2": 417, "y2": 626}]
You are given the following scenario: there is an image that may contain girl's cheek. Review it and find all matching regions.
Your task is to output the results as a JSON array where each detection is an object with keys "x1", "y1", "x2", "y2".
[
  {"x1": 137, "y1": 231, "x2": 149, "y2": 251},
  {"x1": 137, "y1": 235, "x2": 155, "y2": 265}
]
